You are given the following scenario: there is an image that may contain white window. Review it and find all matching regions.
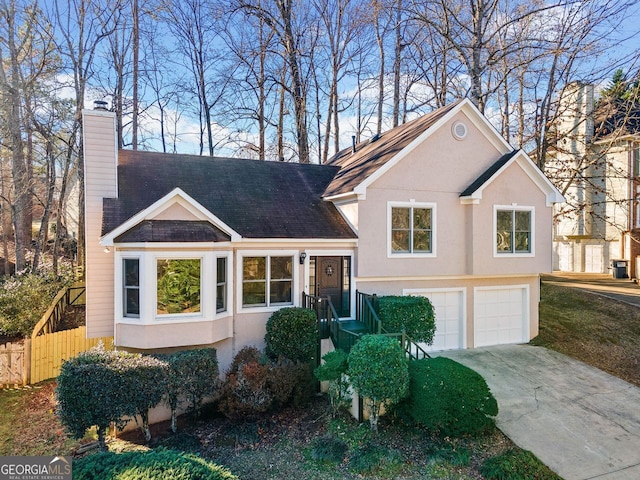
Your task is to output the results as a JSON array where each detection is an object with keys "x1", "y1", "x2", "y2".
[
  {"x1": 117, "y1": 250, "x2": 231, "y2": 324},
  {"x1": 242, "y1": 255, "x2": 293, "y2": 307},
  {"x1": 216, "y1": 257, "x2": 227, "y2": 313},
  {"x1": 495, "y1": 206, "x2": 534, "y2": 255},
  {"x1": 123, "y1": 258, "x2": 140, "y2": 317},
  {"x1": 388, "y1": 202, "x2": 436, "y2": 257}
]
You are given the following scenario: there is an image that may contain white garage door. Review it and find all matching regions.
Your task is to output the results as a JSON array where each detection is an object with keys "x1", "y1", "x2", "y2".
[
  {"x1": 474, "y1": 286, "x2": 528, "y2": 348},
  {"x1": 406, "y1": 289, "x2": 464, "y2": 352},
  {"x1": 585, "y1": 245, "x2": 604, "y2": 273}
]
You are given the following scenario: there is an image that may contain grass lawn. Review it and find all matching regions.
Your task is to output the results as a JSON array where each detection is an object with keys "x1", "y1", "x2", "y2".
[
  {"x1": 0, "y1": 382, "x2": 82, "y2": 456},
  {"x1": 533, "y1": 281, "x2": 640, "y2": 387}
]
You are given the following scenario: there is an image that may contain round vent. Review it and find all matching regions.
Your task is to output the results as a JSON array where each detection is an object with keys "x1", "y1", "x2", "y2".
[{"x1": 452, "y1": 121, "x2": 468, "y2": 140}]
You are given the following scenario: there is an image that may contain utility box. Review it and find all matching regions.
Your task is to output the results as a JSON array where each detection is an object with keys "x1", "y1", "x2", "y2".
[{"x1": 611, "y1": 260, "x2": 628, "y2": 279}]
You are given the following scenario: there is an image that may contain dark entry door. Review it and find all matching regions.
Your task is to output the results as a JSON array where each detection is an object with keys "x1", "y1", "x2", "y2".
[{"x1": 317, "y1": 256, "x2": 343, "y2": 315}]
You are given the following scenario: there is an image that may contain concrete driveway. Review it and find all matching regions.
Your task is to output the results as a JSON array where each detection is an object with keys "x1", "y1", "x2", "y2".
[{"x1": 436, "y1": 345, "x2": 640, "y2": 480}]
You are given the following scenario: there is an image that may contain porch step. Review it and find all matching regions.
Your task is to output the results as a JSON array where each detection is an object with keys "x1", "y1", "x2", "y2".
[{"x1": 338, "y1": 319, "x2": 371, "y2": 334}]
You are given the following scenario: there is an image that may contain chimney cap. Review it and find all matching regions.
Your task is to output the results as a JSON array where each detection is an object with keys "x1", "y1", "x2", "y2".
[{"x1": 93, "y1": 100, "x2": 108, "y2": 111}]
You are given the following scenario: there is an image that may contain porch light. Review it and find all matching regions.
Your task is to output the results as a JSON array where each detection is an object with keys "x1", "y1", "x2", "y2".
[{"x1": 299, "y1": 251, "x2": 307, "y2": 264}]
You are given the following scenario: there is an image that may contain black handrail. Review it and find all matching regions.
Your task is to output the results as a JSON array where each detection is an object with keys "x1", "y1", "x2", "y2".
[
  {"x1": 357, "y1": 290, "x2": 430, "y2": 360},
  {"x1": 304, "y1": 291, "x2": 431, "y2": 359}
]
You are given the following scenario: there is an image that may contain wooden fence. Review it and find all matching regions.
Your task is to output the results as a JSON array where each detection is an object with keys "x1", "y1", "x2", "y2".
[
  {"x1": 1, "y1": 281, "x2": 113, "y2": 387},
  {"x1": 0, "y1": 340, "x2": 28, "y2": 387},
  {"x1": 30, "y1": 326, "x2": 113, "y2": 385}
]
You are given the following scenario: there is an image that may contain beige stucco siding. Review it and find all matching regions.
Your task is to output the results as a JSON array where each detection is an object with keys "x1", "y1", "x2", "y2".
[
  {"x1": 83, "y1": 110, "x2": 117, "y2": 338},
  {"x1": 469, "y1": 162, "x2": 554, "y2": 276},
  {"x1": 356, "y1": 111, "x2": 505, "y2": 278}
]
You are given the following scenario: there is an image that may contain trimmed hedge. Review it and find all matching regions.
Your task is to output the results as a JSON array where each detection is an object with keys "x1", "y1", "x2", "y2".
[
  {"x1": 73, "y1": 448, "x2": 238, "y2": 480},
  {"x1": 347, "y1": 335, "x2": 409, "y2": 432},
  {"x1": 375, "y1": 295, "x2": 435, "y2": 343},
  {"x1": 57, "y1": 346, "x2": 221, "y2": 449},
  {"x1": 395, "y1": 357, "x2": 498, "y2": 437},
  {"x1": 56, "y1": 347, "x2": 137, "y2": 450},
  {"x1": 265, "y1": 307, "x2": 319, "y2": 362}
]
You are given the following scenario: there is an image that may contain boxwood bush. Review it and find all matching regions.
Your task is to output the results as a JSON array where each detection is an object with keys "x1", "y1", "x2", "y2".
[
  {"x1": 73, "y1": 448, "x2": 238, "y2": 480},
  {"x1": 56, "y1": 346, "x2": 138, "y2": 451},
  {"x1": 58, "y1": 346, "x2": 221, "y2": 449},
  {"x1": 375, "y1": 295, "x2": 435, "y2": 343},
  {"x1": 265, "y1": 307, "x2": 319, "y2": 362},
  {"x1": 155, "y1": 348, "x2": 221, "y2": 433},
  {"x1": 395, "y1": 357, "x2": 498, "y2": 437},
  {"x1": 347, "y1": 335, "x2": 409, "y2": 432}
]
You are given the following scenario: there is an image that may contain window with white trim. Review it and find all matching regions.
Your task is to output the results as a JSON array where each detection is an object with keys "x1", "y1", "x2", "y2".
[
  {"x1": 216, "y1": 257, "x2": 227, "y2": 313},
  {"x1": 123, "y1": 258, "x2": 140, "y2": 317},
  {"x1": 496, "y1": 208, "x2": 533, "y2": 254},
  {"x1": 390, "y1": 205, "x2": 434, "y2": 254},
  {"x1": 242, "y1": 256, "x2": 293, "y2": 307}
]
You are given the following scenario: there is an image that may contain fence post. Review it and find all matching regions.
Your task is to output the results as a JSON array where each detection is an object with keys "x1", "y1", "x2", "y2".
[{"x1": 23, "y1": 339, "x2": 31, "y2": 385}]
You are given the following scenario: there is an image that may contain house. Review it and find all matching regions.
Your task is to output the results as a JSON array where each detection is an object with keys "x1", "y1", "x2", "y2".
[
  {"x1": 83, "y1": 99, "x2": 563, "y2": 373},
  {"x1": 550, "y1": 82, "x2": 640, "y2": 276}
]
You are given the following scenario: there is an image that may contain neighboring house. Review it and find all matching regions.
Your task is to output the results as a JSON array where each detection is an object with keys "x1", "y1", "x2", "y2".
[
  {"x1": 550, "y1": 82, "x2": 640, "y2": 276},
  {"x1": 83, "y1": 99, "x2": 562, "y2": 372}
]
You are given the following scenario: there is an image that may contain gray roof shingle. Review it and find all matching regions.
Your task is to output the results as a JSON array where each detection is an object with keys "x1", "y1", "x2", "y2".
[
  {"x1": 103, "y1": 151, "x2": 357, "y2": 240},
  {"x1": 324, "y1": 101, "x2": 460, "y2": 197}
]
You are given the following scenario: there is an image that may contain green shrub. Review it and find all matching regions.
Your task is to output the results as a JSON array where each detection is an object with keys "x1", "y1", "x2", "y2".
[
  {"x1": 396, "y1": 357, "x2": 498, "y2": 437},
  {"x1": 375, "y1": 295, "x2": 435, "y2": 343},
  {"x1": 219, "y1": 347, "x2": 273, "y2": 420},
  {"x1": 265, "y1": 307, "x2": 319, "y2": 362},
  {"x1": 0, "y1": 272, "x2": 72, "y2": 337},
  {"x1": 347, "y1": 335, "x2": 409, "y2": 432},
  {"x1": 162, "y1": 348, "x2": 221, "y2": 421},
  {"x1": 73, "y1": 448, "x2": 238, "y2": 480},
  {"x1": 309, "y1": 435, "x2": 348, "y2": 463},
  {"x1": 314, "y1": 349, "x2": 351, "y2": 414},
  {"x1": 266, "y1": 357, "x2": 314, "y2": 407},
  {"x1": 481, "y1": 448, "x2": 562, "y2": 480},
  {"x1": 121, "y1": 354, "x2": 167, "y2": 443},
  {"x1": 56, "y1": 346, "x2": 134, "y2": 451},
  {"x1": 219, "y1": 347, "x2": 314, "y2": 419}
]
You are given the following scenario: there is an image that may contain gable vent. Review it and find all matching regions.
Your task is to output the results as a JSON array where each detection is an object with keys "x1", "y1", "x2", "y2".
[{"x1": 452, "y1": 121, "x2": 468, "y2": 140}]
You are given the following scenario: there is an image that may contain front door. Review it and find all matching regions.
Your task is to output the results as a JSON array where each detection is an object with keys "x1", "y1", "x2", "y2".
[{"x1": 316, "y1": 256, "x2": 349, "y2": 317}]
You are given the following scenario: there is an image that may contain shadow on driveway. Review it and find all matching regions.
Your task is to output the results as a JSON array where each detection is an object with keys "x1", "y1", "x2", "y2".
[{"x1": 437, "y1": 345, "x2": 640, "y2": 480}]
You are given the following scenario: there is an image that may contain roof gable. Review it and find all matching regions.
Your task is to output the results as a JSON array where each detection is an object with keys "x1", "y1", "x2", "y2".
[
  {"x1": 102, "y1": 187, "x2": 240, "y2": 246},
  {"x1": 323, "y1": 99, "x2": 512, "y2": 199},
  {"x1": 460, "y1": 150, "x2": 564, "y2": 206}
]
